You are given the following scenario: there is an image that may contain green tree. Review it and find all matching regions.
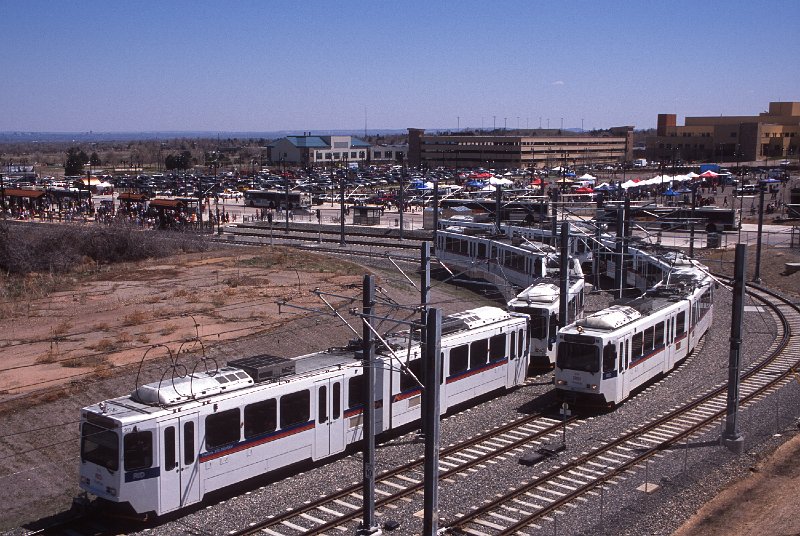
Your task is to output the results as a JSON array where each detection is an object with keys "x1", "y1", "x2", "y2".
[
  {"x1": 89, "y1": 152, "x2": 101, "y2": 166},
  {"x1": 65, "y1": 147, "x2": 85, "y2": 176}
]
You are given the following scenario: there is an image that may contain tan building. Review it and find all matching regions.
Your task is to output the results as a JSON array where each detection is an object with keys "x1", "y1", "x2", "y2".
[
  {"x1": 646, "y1": 102, "x2": 800, "y2": 163},
  {"x1": 407, "y1": 127, "x2": 633, "y2": 170}
]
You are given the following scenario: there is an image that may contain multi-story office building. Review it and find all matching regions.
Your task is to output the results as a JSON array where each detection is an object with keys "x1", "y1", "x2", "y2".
[
  {"x1": 407, "y1": 127, "x2": 633, "y2": 170},
  {"x1": 268, "y1": 135, "x2": 372, "y2": 166},
  {"x1": 646, "y1": 102, "x2": 800, "y2": 163}
]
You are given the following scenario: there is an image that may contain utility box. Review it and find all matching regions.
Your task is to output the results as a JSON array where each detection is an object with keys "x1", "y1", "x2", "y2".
[{"x1": 229, "y1": 354, "x2": 295, "y2": 382}]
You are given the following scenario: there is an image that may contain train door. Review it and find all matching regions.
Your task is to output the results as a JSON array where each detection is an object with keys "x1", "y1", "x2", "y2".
[
  {"x1": 314, "y1": 375, "x2": 346, "y2": 459},
  {"x1": 620, "y1": 338, "x2": 631, "y2": 400},
  {"x1": 507, "y1": 328, "x2": 527, "y2": 386},
  {"x1": 158, "y1": 414, "x2": 200, "y2": 514}
]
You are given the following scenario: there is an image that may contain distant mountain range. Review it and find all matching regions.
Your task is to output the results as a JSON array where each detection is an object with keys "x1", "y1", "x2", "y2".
[{"x1": 0, "y1": 130, "x2": 410, "y2": 143}]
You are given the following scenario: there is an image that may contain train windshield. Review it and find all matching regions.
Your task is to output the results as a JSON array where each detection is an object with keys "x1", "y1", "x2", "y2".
[
  {"x1": 529, "y1": 313, "x2": 547, "y2": 339},
  {"x1": 81, "y1": 422, "x2": 119, "y2": 471},
  {"x1": 556, "y1": 341, "x2": 599, "y2": 373}
]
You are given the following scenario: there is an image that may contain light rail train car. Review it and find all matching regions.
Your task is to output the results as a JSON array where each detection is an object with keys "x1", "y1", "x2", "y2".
[
  {"x1": 79, "y1": 306, "x2": 528, "y2": 516},
  {"x1": 554, "y1": 263, "x2": 713, "y2": 406},
  {"x1": 507, "y1": 278, "x2": 585, "y2": 370}
]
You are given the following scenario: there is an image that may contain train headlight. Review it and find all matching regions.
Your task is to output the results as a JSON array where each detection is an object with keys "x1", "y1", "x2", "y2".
[
  {"x1": 556, "y1": 379, "x2": 567, "y2": 385},
  {"x1": 591, "y1": 384, "x2": 598, "y2": 390},
  {"x1": 106, "y1": 486, "x2": 117, "y2": 497}
]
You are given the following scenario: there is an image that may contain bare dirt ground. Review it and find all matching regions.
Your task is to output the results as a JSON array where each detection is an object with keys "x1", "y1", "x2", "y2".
[{"x1": 0, "y1": 243, "x2": 492, "y2": 531}]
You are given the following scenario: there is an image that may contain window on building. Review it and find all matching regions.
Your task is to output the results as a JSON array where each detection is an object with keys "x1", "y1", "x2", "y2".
[{"x1": 351, "y1": 151, "x2": 357, "y2": 158}]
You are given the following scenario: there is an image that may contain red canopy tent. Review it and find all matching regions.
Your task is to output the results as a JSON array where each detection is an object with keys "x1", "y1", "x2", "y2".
[
  {"x1": 699, "y1": 170, "x2": 719, "y2": 178},
  {"x1": 574, "y1": 187, "x2": 593, "y2": 194}
]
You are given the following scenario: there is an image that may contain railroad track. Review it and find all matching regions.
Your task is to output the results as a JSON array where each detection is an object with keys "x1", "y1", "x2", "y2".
[
  {"x1": 228, "y1": 407, "x2": 578, "y2": 536},
  {"x1": 445, "y1": 282, "x2": 799, "y2": 535}
]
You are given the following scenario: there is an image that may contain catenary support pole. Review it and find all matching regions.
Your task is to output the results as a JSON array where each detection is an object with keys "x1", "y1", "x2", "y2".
[
  {"x1": 339, "y1": 175, "x2": 346, "y2": 246},
  {"x1": 398, "y1": 170, "x2": 404, "y2": 240},
  {"x1": 559, "y1": 221, "x2": 570, "y2": 328},
  {"x1": 422, "y1": 308, "x2": 442, "y2": 535},
  {"x1": 495, "y1": 184, "x2": 502, "y2": 232},
  {"x1": 689, "y1": 184, "x2": 697, "y2": 258},
  {"x1": 722, "y1": 243, "x2": 746, "y2": 453},
  {"x1": 615, "y1": 206, "x2": 624, "y2": 299},
  {"x1": 432, "y1": 179, "x2": 440, "y2": 245},
  {"x1": 753, "y1": 183, "x2": 766, "y2": 283},
  {"x1": 419, "y1": 242, "x2": 431, "y2": 436},
  {"x1": 359, "y1": 275, "x2": 379, "y2": 534}
]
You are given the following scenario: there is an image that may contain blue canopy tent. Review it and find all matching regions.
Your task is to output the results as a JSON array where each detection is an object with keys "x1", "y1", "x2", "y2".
[{"x1": 663, "y1": 188, "x2": 678, "y2": 196}]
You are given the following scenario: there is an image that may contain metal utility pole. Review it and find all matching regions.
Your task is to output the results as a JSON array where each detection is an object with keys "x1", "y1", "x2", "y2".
[
  {"x1": 422, "y1": 308, "x2": 442, "y2": 535},
  {"x1": 398, "y1": 169, "x2": 405, "y2": 240},
  {"x1": 495, "y1": 184, "x2": 502, "y2": 232},
  {"x1": 615, "y1": 205, "x2": 624, "y2": 299},
  {"x1": 689, "y1": 184, "x2": 697, "y2": 258},
  {"x1": 753, "y1": 182, "x2": 766, "y2": 283},
  {"x1": 419, "y1": 242, "x2": 431, "y2": 438},
  {"x1": 559, "y1": 221, "x2": 570, "y2": 328},
  {"x1": 359, "y1": 274, "x2": 379, "y2": 535},
  {"x1": 722, "y1": 244, "x2": 746, "y2": 454},
  {"x1": 432, "y1": 179, "x2": 440, "y2": 244},
  {"x1": 284, "y1": 168, "x2": 290, "y2": 234},
  {"x1": 339, "y1": 174, "x2": 346, "y2": 246}
]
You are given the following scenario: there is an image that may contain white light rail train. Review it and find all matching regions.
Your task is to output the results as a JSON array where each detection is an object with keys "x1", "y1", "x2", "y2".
[
  {"x1": 79, "y1": 306, "x2": 529, "y2": 517},
  {"x1": 555, "y1": 255, "x2": 714, "y2": 406}
]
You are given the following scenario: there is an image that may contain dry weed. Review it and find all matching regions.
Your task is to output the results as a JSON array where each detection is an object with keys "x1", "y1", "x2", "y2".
[
  {"x1": 159, "y1": 324, "x2": 177, "y2": 336},
  {"x1": 122, "y1": 310, "x2": 148, "y2": 326},
  {"x1": 62, "y1": 354, "x2": 111, "y2": 368}
]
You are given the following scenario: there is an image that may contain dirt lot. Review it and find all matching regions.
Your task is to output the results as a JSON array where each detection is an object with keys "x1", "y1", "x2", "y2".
[
  {"x1": 0, "y1": 238, "x2": 799, "y2": 533},
  {"x1": 0, "y1": 243, "x2": 492, "y2": 531}
]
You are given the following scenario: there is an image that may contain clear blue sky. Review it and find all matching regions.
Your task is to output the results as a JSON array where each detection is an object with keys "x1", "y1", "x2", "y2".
[{"x1": 2, "y1": 0, "x2": 798, "y2": 133}]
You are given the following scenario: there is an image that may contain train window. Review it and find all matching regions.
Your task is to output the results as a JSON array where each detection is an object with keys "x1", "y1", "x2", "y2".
[
  {"x1": 510, "y1": 332, "x2": 516, "y2": 359},
  {"x1": 450, "y1": 344, "x2": 468, "y2": 375},
  {"x1": 440, "y1": 352, "x2": 445, "y2": 384},
  {"x1": 667, "y1": 318, "x2": 671, "y2": 343},
  {"x1": 470, "y1": 339, "x2": 488, "y2": 369},
  {"x1": 518, "y1": 330, "x2": 524, "y2": 358},
  {"x1": 654, "y1": 322, "x2": 665, "y2": 347},
  {"x1": 632, "y1": 333, "x2": 643, "y2": 360},
  {"x1": 244, "y1": 399, "x2": 277, "y2": 439},
  {"x1": 401, "y1": 358, "x2": 423, "y2": 392},
  {"x1": 619, "y1": 343, "x2": 624, "y2": 369},
  {"x1": 348, "y1": 375, "x2": 365, "y2": 409},
  {"x1": 568, "y1": 297, "x2": 576, "y2": 322},
  {"x1": 530, "y1": 315, "x2": 547, "y2": 340},
  {"x1": 643, "y1": 327, "x2": 654, "y2": 352},
  {"x1": 677, "y1": 312, "x2": 686, "y2": 335},
  {"x1": 333, "y1": 382, "x2": 341, "y2": 420},
  {"x1": 489, "y1": 334, "x2": 506, "y2": 361},
  {"x1": 280, "y1": 390, "x2": 310, "y2": 429},
  {"x1": 625, "y1": 340, "x2": 629, "y2": 368},
  {"x1": 478, "y1": 242, "x2": 487, "y2": 258},
  {"x1": 206, "y1": 409, "x2": 240, "y2": 450},
  {"x1": 81, "y1": 423, "x2": 119, "y2": 471},
  {"x1": 123, "y1": 431, "x2": 153, "y2": 471},
  {"x1": 549, "y1": 313, "x2": 558, "y2": 340},
  {"x1": 318, "y1": 386, "x2": 328, "y2": 424},
  {"x1": 183, "y1": 422, "x2": 195, "y2": 465},
  {"x1": 602, "y1": 343, "x2": 616, "y2": 372},
  {"x1": 164, "y1": 426, "x2": 176, "y2": 471}
]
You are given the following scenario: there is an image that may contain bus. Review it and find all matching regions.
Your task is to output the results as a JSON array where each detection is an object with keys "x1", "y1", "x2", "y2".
[{"x1": 244, "y1": 190, "x2": 312, "y2": 210}]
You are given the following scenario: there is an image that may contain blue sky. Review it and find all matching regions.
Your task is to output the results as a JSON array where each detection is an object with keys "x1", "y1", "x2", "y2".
[{"x1": 2, "y1": 0, "x2": 798, "y2": 133}]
